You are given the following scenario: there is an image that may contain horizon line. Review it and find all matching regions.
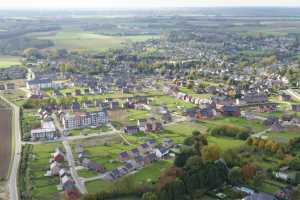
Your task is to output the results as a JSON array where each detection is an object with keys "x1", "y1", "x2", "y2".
[{"x1": 1, "y1": 6, "x2": 300, "y2": 11}]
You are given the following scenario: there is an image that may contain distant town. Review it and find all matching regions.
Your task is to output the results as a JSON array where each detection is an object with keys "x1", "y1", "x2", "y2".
[{"x1": 0, "y1": 7, "x2": 300, "y2": 200}]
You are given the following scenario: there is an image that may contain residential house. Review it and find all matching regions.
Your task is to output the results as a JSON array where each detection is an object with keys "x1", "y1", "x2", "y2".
[
  {"x1": 124, "y1": 125, "x2": 140, "y2": 135},
  {"x1": 257, "y1": 104, "x2": 277, "y2": 113},
  {"x1": 50, "y1": 161, "x2": 63, "y2": 176},
  {"x1": 162, "y1": 138, "x2": 174, "y2": 149},
  {"x1": 53, "y1": 148, "x2": 65, "y2": 162},
  {"x1": 138, "y1": 143, "x2": 150, "y2": 154},
  {"x1": 137, "y1": 119, "x2": 147, "y2": 130},
  {"x1": 109, "y1": 101, "x2": 119, "y2": 109},
  {"x1": 271, "y1": 122, "x2": 284, "y2": 132},
  {"x1": 243, "y1": 94, "x2": 268, "y2": 104},
  {"x1": 220, "y1": 105, "x2": 241, "y2": 117},
  {"x1": 75, "y1": 89, "x2": 81, "y2": 96},
  {"x1": 263, "y1": 117, "x2": 279, "y2": 127},
  {"x1": 196, "y1": 108, "x2": 216, "y2": 119},
  {"x1": 279, "y1": 94, "x2": 291, "y2": 101},
  {"x1": 117, "y1": 151, "x2": 130, "y2": 162},
  {"x1": 161, "y1": 113, "x2": 172, "y2": 124},
  {"x1": 71, "y1": 102, "x2": 81, "y2": 112},
  {"x1": 155, "y1": 146, "x2": 169, "y2": 158},
  {"x1": 292, "y1": 104, "x2": 300, "y2": 112},
  {"x1": 129, "y1": 148, "x2": 140, "y2": 157},
  {"x1": 145, "y1": 118, "x2": 163, "y2": 132},
  {"x1": 82, "y1": 158, "x2": 105, "y2": 173},
  {"x1": 146, "y1": 139, "x2": 156, "y2": 148},
  {"x1": 144, "y1": 153, "x2": 158, "y2": 165}
]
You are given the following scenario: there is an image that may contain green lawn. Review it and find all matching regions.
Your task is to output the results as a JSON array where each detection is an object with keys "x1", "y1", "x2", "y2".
[
  {"x1": 68, "y1": 125, "x2": 112, "y2": 136},
  {"x1": 0, "y1": 56, "x2": 21, "y2": 68},
  {"x1": 207, "y1": 136, "x2": 245, "y2": 152},
  {"x1": 77, "y1": 169, "x2": 98, "y2": 178},
  {"x1": 151, "y1": 95, "x2": 195, "y2": 110},
  {"x1": 198, "y1": 117, "x2": 266, "y2": 132},
  {"x1": 28, "y1": 142, "x2": 64, "y2": 200},
  {"x1": 86, "y1": 160, "x2": 172, "y2": 194},
  {"x1": 267, "y1": 128, "x2": 300, "y2": 143},
  {"x1": 34, "y1": 31, "x2": 158, "y2": 52}
]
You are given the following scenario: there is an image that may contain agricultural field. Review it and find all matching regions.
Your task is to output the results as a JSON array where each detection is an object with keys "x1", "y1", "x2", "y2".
[
  {"x1": 0, "y1": 108, "x2": 12, "y2": 179},
  {"x1": 0, "y1": 56, "x2": 21, "y2": 68},
  {"x1": 31, "y1": 31, "x2": 158, "y2": 52}
]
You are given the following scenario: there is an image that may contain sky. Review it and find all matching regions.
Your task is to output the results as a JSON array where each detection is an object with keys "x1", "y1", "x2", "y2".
[{"x1": 1, "y1": 0, "x2": 300, "y2": 9}]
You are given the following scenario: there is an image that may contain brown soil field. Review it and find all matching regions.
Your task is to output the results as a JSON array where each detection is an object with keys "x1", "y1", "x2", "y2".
[{"x1": 0, "y1": 109, "x2": 12, "y2": 179}]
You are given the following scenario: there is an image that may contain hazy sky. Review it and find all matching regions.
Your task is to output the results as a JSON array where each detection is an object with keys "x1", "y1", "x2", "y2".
[{"x1": 1, "y1": 0, "x2": 300, "y2": 9}]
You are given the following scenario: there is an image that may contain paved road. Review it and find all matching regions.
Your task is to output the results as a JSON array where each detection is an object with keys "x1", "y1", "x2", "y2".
[
  {"x1": 63, "y1": 141, "x2": 87, "y2": 194},
  {"x1": 0, "y1": 94, "x2": 21, "y2": 200}
]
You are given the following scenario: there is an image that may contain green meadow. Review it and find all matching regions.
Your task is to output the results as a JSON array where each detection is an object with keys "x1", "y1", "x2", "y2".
[{"x1": 33, "y1": 31, "x2": 158, "y2": 52}]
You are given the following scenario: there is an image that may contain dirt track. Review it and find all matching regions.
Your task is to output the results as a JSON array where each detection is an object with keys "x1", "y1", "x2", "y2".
[{"x1": 0, "y1": 108, "x2": 12, "y2": 179}]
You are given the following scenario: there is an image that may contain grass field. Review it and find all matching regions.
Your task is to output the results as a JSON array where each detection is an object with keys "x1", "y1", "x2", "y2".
[
  {"x1": 86, "y1": 160, "x2": 172, "y2": 193},
  {"x1": 267, "y1": 128, "x2": 300, "y2": 143},
  {"x1": 0, "y1": 56, "x2": 21, "y2": 68},
  {"x1": 33, "y1": 31, "x2": 158, "y2": 51},
  {"x1": 27, "y1": 142, "x2": 65, "y2": 200},
  {"x1": 197, "y1": 117, "x2": 266, "y2": 132}
]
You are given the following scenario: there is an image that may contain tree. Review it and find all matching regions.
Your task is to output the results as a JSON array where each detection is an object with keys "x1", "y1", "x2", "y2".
[
  {"x1": 247, "y1": 138, "x2": 254, "y2": 146},
  {"x1": 158, "y1": 178, "x2": 187, "y2": 200},
  {"x1": 201, "y1": 144, "x2": 220, "y2": 162},
  {"x1": 289, "y1": 157, "x2": 300, "y2": 171},
  {"x1": 241, "y1": 164, "x2": 256, "y2": 182},
  {"x1": 258, "y1": 139, "x2": 266, "y2": 150},
  {"x1": 271, "y1": 142, "x2": 280, "y2": 153},
  {"x1": 174, "y1": 146, "x2": 194, "y2": 167},
  {"x1": 142, "y1": 192, "x2": 158, "y2": 200},
  {"x1": 252, "y1": 172, "x2": 265, "y2": 188},
  {"x1": 193, "y1": 134, "x2": 208, "y2": 156},
  {"x1": 228, "y1": 167, "x2": 243, "y2": 186},
  {"x1": 156, "y1": 166, "x2": 183, "y2": 192},
  {"x1": 223, "y1": 149, "x2": 241, "y2": 168},
  {"x1": 291, "y1": 184, "x2": 300, "y2": 200}
]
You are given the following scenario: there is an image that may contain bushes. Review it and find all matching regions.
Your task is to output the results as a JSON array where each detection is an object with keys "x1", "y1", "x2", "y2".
[
  {"x1": 18, "y1": 144, "x2": 33, "y2": 200},
  {"x1": 210, "y1": 124, "x2": 251, "y2": 140}
]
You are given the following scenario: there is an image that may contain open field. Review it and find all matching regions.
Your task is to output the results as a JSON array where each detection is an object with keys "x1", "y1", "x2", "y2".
[
  {"x1": 0, "y1": 56, "x2": 21, "y2": 68},
  {"x1": 197, "y1": 117, "x2": 266, "y2": 132},
  {"x1": 108, "y1": 109, "x2": 151, "y2": 125},
  {"x1": 0, "y1": 108, "x2": 12, "y2": 179},
  {"x1": 32, "y1": 31, "x2": 158, "y2": 52},
  {"x1": 267, "y1": 128, "x2": 300, "y2": 143},
  {"x1": 25, "y1": 143, "x2": 65, "y2": 200}
]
